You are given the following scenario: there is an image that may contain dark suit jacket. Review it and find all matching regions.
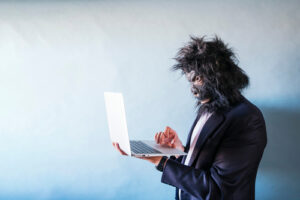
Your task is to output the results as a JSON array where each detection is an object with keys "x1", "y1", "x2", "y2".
[{"x1": 161, "y1": 97, "x2": 267, "y2": 200}]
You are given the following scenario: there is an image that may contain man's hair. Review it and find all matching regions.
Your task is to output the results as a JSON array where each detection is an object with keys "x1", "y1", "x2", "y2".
[{"x1": 173, "y1": 36, "x2": 249, "y2": 112}]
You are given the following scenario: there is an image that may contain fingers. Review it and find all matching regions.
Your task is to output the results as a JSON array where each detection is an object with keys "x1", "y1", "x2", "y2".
[
  {"x1": 116, "y1": 143, "x2": 128, "y2": 155},
  {"x1": 167, "y1": 126, "x2": 177, "y2": 138},
  {"x1": 155, "y1": 132, "x2": 164, "y2": 144},
  {"x1": 154, "y1": 126, "x2": 183, "y2": 150},
  {"x1": 154, "y1": 126, "x2": 178, "y2": 148},
  {"x1": 158, "y1": 132, "x2": 163, "y2": 143},
  {"x1": 170, "y1": 138, "x2": 175, "y2": 145},
  {"x1": 165, "y1": 126, "x2": 180, "y2": 148},
  {"x1": 155, "y1": 132, "x2": 159, "y2": 144},
  {"x1": 155, "y1": 131, "x2": 173, "y2": 147},
  {"x1": 112, "y1": 142, "x2": 128, "y2": 156},
  {"x1": 164, "y1": 126, "x2": 170, "y2": 137},
  {"x1": 159, "y1": 132, "x2": 166, "y2": 145},
  {"x1": 156, "y1": 132, "x2": 161, "y2": 144}
]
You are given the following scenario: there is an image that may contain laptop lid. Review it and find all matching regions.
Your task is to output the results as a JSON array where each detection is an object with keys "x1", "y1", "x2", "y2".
[{"x1": 104, "y1": 92, "x2": 132, "y2": 156}]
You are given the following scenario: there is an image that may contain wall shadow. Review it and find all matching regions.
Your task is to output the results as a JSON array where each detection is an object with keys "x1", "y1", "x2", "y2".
[
  {"x1": 260, "y1": 107, "x2": 300, "y2": 170},
  {"x1": 256, "y1": 107, "x2": 300, "y2": 199}
]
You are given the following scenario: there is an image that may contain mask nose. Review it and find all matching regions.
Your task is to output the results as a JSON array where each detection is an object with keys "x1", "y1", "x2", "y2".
[{"x1": 191, "y1": 85, "x2": 199, "y2": 96}]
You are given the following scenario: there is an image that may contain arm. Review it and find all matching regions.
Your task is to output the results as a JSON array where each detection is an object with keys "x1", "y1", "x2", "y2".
[
  {"x1": 113, "y1": 126, "x2": 185, "y2": 166},
  {"x1": 161, "y1": 122, "x2": 267, "y2": 199},
  {"x1": 161, "y1": 159, "x2": 221, "y2": 199}
]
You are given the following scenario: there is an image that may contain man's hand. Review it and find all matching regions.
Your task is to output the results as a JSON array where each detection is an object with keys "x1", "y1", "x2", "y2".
[
  {"x1": 112, "y1": 142, "x2": 128, "y2": 155},
  {"x1": 155, "y1": 126, "x2": 184, "y2": 152},
  {"x1": 112, "y1": 142, "x2": 163, "y2": 166}
]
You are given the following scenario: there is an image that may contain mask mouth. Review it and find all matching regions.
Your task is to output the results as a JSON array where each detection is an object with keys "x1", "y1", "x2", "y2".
[
  {"x1": 191, "y1": 86, "x2": 200, "y2": 97},
  {"x1": 191, "y1": 83, "x2": 215, "y2": 102}
]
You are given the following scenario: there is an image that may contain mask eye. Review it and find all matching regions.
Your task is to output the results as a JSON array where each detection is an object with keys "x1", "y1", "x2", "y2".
[{"x1": 195, "y1": 76, "x2": 201, "y2": 82}]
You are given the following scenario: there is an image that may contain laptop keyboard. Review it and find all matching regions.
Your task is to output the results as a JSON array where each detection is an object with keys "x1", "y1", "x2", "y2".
[{"x1": 130, "y1": 140, "x2": 161, "y2": 154}]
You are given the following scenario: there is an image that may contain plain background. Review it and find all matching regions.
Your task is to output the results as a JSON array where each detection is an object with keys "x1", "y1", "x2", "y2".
[{"x1": 0, "y1": 0, "x2": 299, "y2": 199}]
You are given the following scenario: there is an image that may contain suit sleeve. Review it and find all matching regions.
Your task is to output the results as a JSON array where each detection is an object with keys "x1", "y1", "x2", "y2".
[
  {"x1": 161, "y1": 159, "x2": 222, "y2": 199},
  {"x1": 169, "y1": 155, "x2": 183, "y2": 162},
  {"x1": 169, "y1": 145, "x2": 186, "y2": 162},
  {"x1": 161, "y1": 120, "x2": 267, "y2": 199}
]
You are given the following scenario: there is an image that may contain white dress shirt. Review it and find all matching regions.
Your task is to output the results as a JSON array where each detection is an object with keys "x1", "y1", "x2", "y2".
[
  {"x1": 179, "y1": 112, "x2": 212, "y2": 200},
  {"x1": 184, "y1": 112, "x2": 212, "y2": 165}
]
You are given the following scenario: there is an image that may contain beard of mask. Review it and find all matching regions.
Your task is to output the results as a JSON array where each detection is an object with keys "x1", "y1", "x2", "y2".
[
  {"x1": 185, "y1": 70, "x2": 214, "y2": 102},
  {"x1": 192, "y1": 82, "x2": 230, "y2": 114},
  {"x1": 186, "y1": 70, "x2": 230, "y2": 113},
  {"x1": 191, "y1": 83, "x2": 216, "y2": 103}
]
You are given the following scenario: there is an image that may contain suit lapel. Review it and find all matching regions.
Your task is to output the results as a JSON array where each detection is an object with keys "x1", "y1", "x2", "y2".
[
  {"x1": 181, "y1": 114, "x2": 201, "y2": 164},
  {"x1": 185, "y1": 113, "x2": 201, "y2": 152},
  {"x1": 187, "y1": 112, "x2": 225, "y2": 166}
]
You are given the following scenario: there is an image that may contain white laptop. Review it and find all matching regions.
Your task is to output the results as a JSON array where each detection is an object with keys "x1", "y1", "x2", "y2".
[{"x1": 104, "y1": 92, "x2": 187, "y2": 157}]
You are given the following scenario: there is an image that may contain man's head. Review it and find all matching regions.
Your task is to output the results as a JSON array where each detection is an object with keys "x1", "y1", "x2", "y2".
[{"x1": 173, "y1": 36, "x2": 249, "y2": 113}]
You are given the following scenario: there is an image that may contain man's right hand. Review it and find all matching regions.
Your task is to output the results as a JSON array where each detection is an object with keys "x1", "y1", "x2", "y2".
[{"x1": 155, "y1": 126, "x2": 185, "y2": 152}]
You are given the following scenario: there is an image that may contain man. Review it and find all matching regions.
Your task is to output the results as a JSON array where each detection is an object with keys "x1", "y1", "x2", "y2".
[{"x1": 113, "y1": 36, "x2": 267, "y2": 200}]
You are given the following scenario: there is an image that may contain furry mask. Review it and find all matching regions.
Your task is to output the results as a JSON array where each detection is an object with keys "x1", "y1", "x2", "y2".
[
  {"x1": 173, "y1": 36, "x2": 249, "y2": 114},
  {"x1": 185, "y1": 70, "x2": 230, "y2": 114}
]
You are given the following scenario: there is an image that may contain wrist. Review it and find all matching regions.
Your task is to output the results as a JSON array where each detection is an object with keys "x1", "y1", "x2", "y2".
[
  {"x1": 155, "y1": 156, "x2": 168, "y2": 172},
  {"x1": 155, "y1": 157, "x2": 163, "y2": 166}
]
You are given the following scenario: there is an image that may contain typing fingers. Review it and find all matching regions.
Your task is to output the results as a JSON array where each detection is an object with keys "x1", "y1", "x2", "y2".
[
  {"x1": 155, "y1": 132, "x2": 160, "y2": 144},
  {"x1": 155, "y1": 130, "x2": 173, "y2": 147},
  {"x1": 158, "y1": 132, "x2": 164, "y2": 144}
]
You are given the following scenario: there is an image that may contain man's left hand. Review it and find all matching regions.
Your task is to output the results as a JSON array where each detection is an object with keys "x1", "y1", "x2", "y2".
[{"x1": 112, "y1": 142, "x2": 163, "y2": 166}]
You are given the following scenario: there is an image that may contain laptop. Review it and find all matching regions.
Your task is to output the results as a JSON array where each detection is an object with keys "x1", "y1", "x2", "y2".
[{"x1": 104, "y1": 92, "x2": 187, "y2": 157}]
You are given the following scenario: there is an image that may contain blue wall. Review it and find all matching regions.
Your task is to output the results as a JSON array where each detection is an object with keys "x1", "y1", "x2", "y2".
[{"x1": 0, "y1": 0, "x2": 299, "y2": 199}]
